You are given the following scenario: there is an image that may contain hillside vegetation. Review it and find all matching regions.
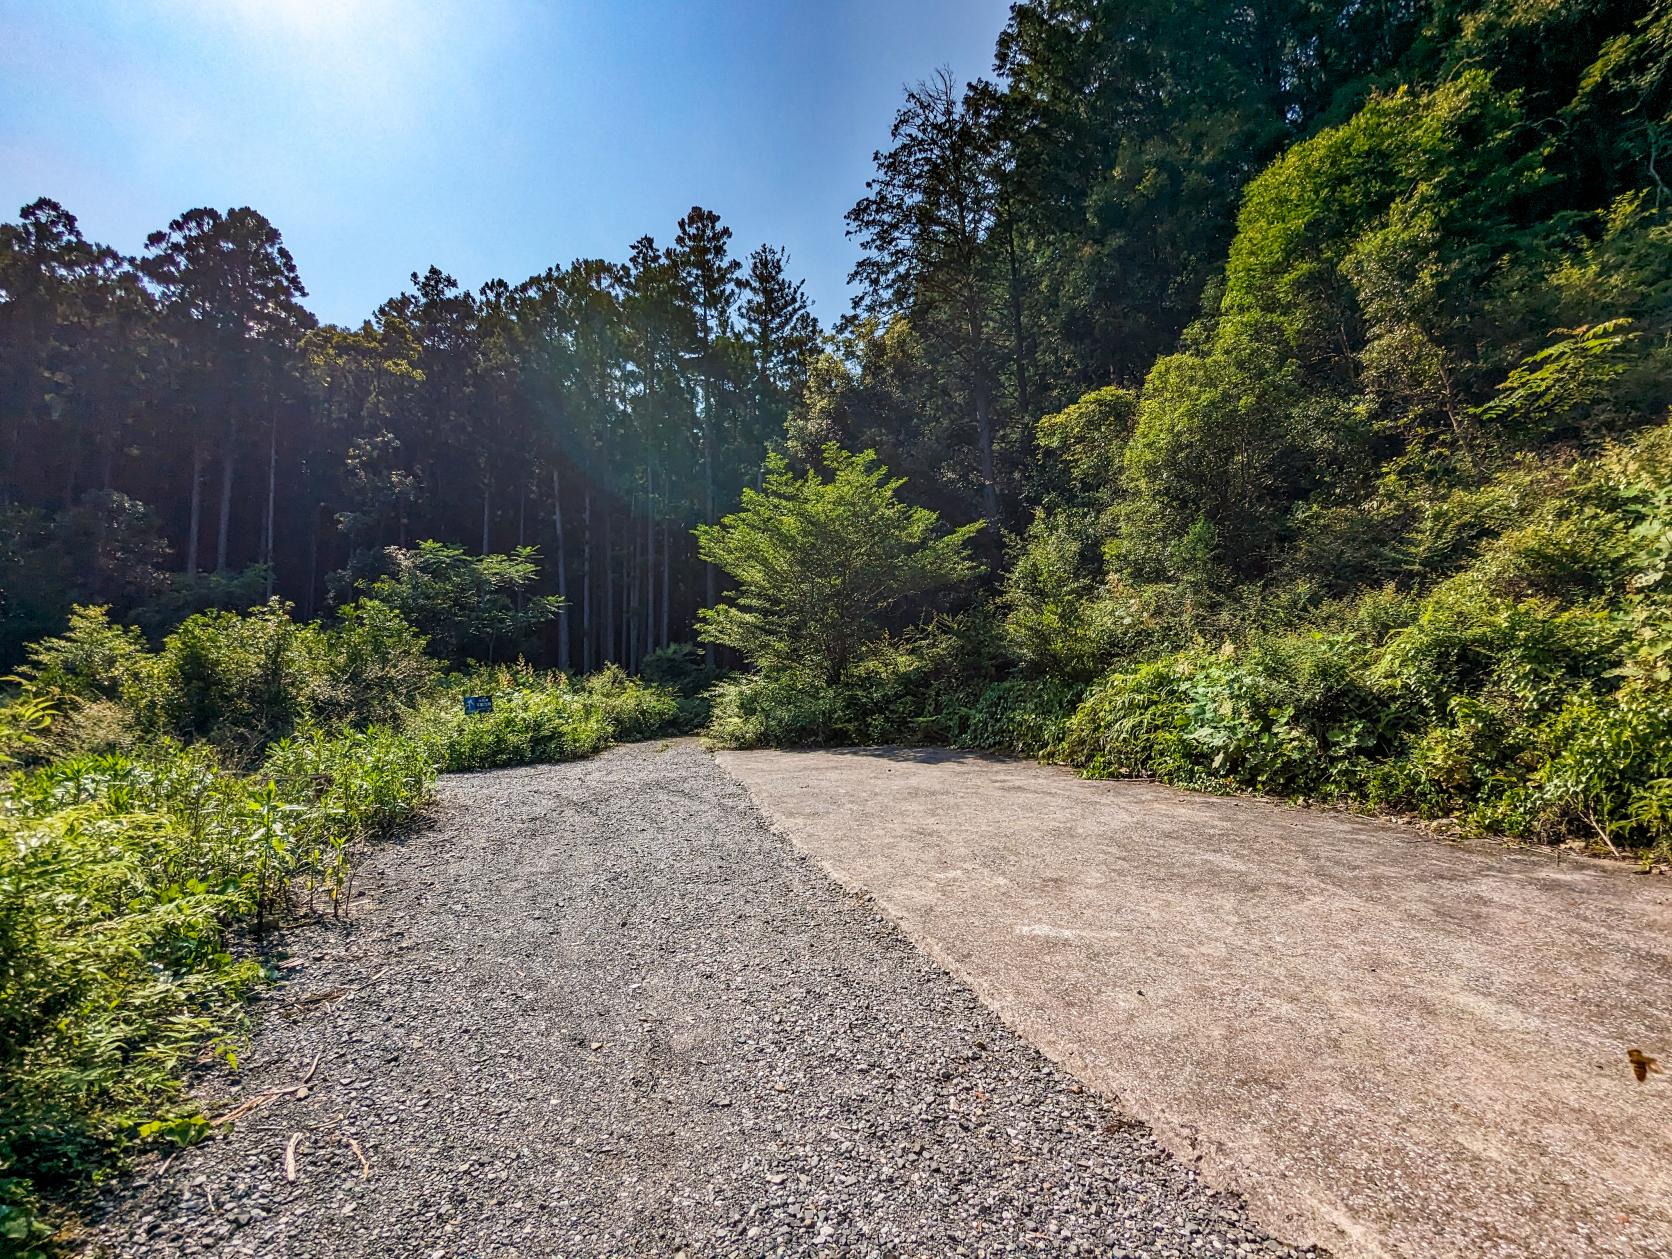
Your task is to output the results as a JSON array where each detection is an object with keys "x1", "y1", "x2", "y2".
[{"x1": 702, "y1": 0, "x2": 1672, "y2": 862}]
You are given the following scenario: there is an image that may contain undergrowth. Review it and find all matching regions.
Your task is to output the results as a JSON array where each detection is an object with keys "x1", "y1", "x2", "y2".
[
  {"x1": 703, "y1": 423, "x2": 1672, "y2": 864},
  {"x1": 0, "y1": 725, "x2": 431, "y2": 1250},
  {"x1": 0, "y1": 602, "x2": 684, "y2": 1249},
  {"x1": 408, "y1": 663, "x2": 684, "y2": 771}
]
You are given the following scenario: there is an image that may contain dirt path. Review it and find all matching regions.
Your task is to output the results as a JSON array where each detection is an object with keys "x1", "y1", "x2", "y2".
[
  {"x1": 82, "y1": 740, "x2": 1303, "y2": 1258},
  {"x1": 717, "y1": 747, "x2": 1672, "y2": 1259}
]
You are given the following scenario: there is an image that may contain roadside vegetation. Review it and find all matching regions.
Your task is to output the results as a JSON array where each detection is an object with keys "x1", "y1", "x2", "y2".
[
  {"x1": 700, "y1": 424, "x2": 1672, "y2": 862},
  {"x1": 0, "y1": 552, "x2": 680, "y2": 1249}
]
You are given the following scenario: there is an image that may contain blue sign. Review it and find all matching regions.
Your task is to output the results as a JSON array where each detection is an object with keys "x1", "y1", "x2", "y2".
[{"x1": 463, "y1": 695, "x2": 494, "y2": 715}]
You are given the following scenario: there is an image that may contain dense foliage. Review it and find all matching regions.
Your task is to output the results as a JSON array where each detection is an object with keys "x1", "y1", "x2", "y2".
[
  {"x1": 0, "y1": 589, "x2": 681, "y2": 1247},
  {"x1": 696, "y1": 446, "x2": 981, "y2": 683},
  {"x1": 0, "y1": 718, "x2": 433, "y2": 1250},
  {"x1": 714, "y1": 0, "x2": 1672, "y2": 865},
  {"x1": 1, "y1": 200, "x2": 816, "y2": 675},
  {"x1": 409, "y1": 664, "x2": 684, "y2": 772},
  {"x1": 361, "y1": 542, "x2": 562, "y2": 667}
]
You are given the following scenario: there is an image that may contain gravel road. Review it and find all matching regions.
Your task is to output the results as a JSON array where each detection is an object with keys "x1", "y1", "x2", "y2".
[{"x1": 82, "y1": 740, "x2": 1311, "y2": 1258}]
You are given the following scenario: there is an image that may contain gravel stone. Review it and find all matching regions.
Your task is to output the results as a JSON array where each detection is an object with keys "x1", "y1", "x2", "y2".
[{"x1": 79, "y1": 739, "x2": 1315, "y2": 1258}]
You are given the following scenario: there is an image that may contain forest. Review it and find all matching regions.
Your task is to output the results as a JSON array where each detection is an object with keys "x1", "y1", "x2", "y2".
[
  {"x1": 0, "y1": 197, "x2": 817, "y2": 673},
  {"x1": 2, "y1": 0, "x2": 1670, "y2": 1246}
]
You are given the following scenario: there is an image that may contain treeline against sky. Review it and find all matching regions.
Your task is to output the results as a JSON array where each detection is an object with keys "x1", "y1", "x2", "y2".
[
  {"x1": 0, "y1": 201, "x2": 815, "y2": 670},
  {"x1": 3, "y1": 0, "x2": 1670, "y2": 682},
  {"x1": 816, "y1": 0, "x2": 1669, "y2": 545}
]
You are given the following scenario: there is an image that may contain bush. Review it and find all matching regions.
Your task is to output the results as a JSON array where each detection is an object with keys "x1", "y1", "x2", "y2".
[
  {"x1": 1525, "y1": 690, "x2": 1672, "y2": 857},
  {"x1": 696, "y1": 446, "x2": 981, "y2": 683},
  {"x1": 17, "y1": 600, "x2": 436, "y2": 763},
  {"x1": 640, "y1": 642, "x2": 708, "y2": 695},
  {"x1": 132, "y1": 601, "x2": 314, "y2": 758},
  {"x1": 1001, "y1": 511, "x2": 1119, "y2": 681},
  {"x1": 16, "y1": 606, "x2": 149, "y2": 703},
  {"x1": 704, "y1": 670, "x2": 844, "y2": 750},
  {"x1": 944, "y1": 678, "x2": 1083, "y2": 758},
  {"x1": 703, "y1": 609, "x2": 1014, "y2": 752},
  {"x1": 0, "y1": 724, "x2": 433, "y2": 1223},
  {"x1": 361, "y1": 541, "x2": 562, "y2": 666},
  {"x1": 640, "y1": 644, "x2": 715, "y2": 730},
  {"x1": 302, "y1": 599, "x2": 439, "y2": 729},
  {"x1": 1059, "y1": 659, "x2": 1196, "y2": 782},
  {"x1": 409, "y1": 665, "x2": 680, "y2": 772},
  {"x1": 2, "y1": 595, "x2": 675, "y2": 1240},
  {"x1": 576, "y1": 665, "x2": 686, "y2": 742}
]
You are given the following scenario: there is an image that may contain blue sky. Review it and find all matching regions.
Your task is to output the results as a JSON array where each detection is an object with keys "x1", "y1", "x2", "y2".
[{"x1": 0, "y1": 0, "x2": 1013, "y2": 327}]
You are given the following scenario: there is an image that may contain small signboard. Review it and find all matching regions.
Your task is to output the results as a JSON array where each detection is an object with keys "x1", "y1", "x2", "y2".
[{"x1": 463, "y1": 695, "x2": 494, "y2": 715}]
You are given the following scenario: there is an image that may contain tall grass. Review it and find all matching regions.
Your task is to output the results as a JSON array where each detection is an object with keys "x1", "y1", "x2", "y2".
[
  {"x1": 0, "y1": 603, "x2": 685, "y2": 1248},
  {"x1": 0, "y1": 726, "x2": 432, "y2": 1249}
]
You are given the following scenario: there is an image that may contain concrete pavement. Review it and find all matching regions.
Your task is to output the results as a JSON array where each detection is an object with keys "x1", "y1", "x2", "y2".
[{"x1": 717, "y1": 746, "x2": 1672, "y2": 1259}]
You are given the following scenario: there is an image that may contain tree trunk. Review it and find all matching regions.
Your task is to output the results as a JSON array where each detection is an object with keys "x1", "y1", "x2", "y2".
[
  {"x1": 660, "y1": 519, "x2": 671, "y2": 649},
  {"x1": 553, "y1": 467, "x2": 570, "y2": 673},
  {"x1": 703, "y1": 407, "x2": 717, "y2": 611},
  {"x1": 629, "y1": 498, "x2": 641, "y2": 668},
  {"x1": 644, "y1": 463, "x2": 655, "y2": 662},
  {"x1": 262, "y1": 411, "x2": 277, "y2": 599},
  {"x1": 1006, "y1": 208, "x2": 1031, "y2": 423},
  {"x1": 480, "y1": 477, "x2": 492, "y2": 554},
  {"x1": 62, "y1": 440, "x2": 77, "y2": 509},
  {"x1": 215, "y1": 433, "x2": 235, "y2": 573},
  {"x1": 187, "y1": 442, "x2": 204, "y2": 576},
  {"x1": 973, "y1": 365, "x2": 1000, "y2": 526},
  {"x1": 582, "y1": 491, "x2": 594, "y2": 673},
  {"x1": 603, "y1": 508, "x2": 615, "y2": 665},
  {"x1": 305, "y1": 502, "x2": 320, "y2": 618}
]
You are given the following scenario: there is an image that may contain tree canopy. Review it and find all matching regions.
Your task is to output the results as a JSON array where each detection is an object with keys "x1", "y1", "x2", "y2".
[{"x1": 696, "y1": 447, "x2": 981, "y2": 683}]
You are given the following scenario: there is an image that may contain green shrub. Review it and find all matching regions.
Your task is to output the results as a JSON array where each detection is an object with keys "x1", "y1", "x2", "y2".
[
  {"x1": 17, "y1": 600, "x2": 436, "y2": 763},
  {"x1": 1060, "y1": 659, "x2": 1197, "y2": 782},
  {"x1": 411, "y1": 665, "x2": 680, "y2": 772},
  {"x1": 703, "y1": 610, "x2": 1011, "y2": 752},
  {"x1": 696, "y1": 446, "x2": 981, "y2": 684},
  {"x1": 133, "y1": 601, "x2": 313, "y2": 758},
  {"x1": 361, "y1": 541, "x2": 563, "y2": 666},
  {"x1": 1001, "y1": 511, "x2": 1119, "y2": 681},
  {"x1": 2, "y1": 595, "x2": 676, "y2": 1242},
  {"x1": 945, "y1": 678, "x2": 1083, "y2": 758},
  {"x1": 709, "y1": 423, "x2": 1672, "y2": 860},
  {"x1": 0, "y1": 725, "x2": 432, "y2": 1223},
  {"x1": 16, "y1": 606, "x2": 149, "y2": 702},
  {"x1": 703, "y1": 670, "x2": 844, "y2": 749},
  {"x1": 576, "y1": 665, "x2": 685, "y2": 742},
  {"x1": 302, "y1": 599, "x2": 438, "y2": 729},
  {"x1": 640, "y1": 642, "x2": 709, "y2": 695},
  {"x1": 0, "y1": 693, "x2": 55, "y2": 768}
]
